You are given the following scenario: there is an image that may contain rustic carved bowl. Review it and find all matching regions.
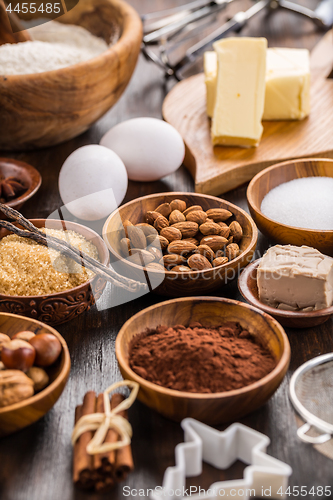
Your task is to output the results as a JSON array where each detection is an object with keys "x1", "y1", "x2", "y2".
[
  {"x1": 0, "y1": 0, "x2": 142, "y2": 150},
  {"x1": 102, "y1": 192, "x2": 258, "y2": 297},
  {"x1": 0, "y1": 158, "x2": 42, "y2": 219},
  {"x1": 247, "y1": 158, "x2": 333, "y2": 256},
  {"x1": 0, "y1": 219, "x2": 109, "y2": 325},
  {"x1": 238, "y1": 259, "x2": 333, "y2": 328},
  {"x1": 116, "y1": 297, "x2": 290, "y2": 424},
  {"x1": 0, "y1": 312, "x2": 70, "y2": 437}
]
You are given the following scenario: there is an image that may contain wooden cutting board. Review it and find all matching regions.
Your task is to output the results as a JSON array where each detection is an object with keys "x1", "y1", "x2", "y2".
[{"x1": 163, "y1": 30, "x2": 333, "y2": 195}]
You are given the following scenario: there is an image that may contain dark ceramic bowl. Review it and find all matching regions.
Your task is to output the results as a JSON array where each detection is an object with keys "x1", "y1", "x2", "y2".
[
  {"x1": 0, "y1": 158, "x2": 42, "y2": 218},
  {"x1": 0, "y1": 219, "x2": 109, "y2": 325}
]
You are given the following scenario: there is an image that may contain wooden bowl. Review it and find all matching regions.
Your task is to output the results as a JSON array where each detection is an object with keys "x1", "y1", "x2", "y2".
[
  {"x1": 0, "y1": 158, "x2": 41, "y2": 218},
  {"x1": 238, "y1": 259, "x2": 333, "y2": 328},
  {"x1": 0, "y1": 219, "x2": 109, "y2": 325},
  {"x1": 247, "y1": 158, "x2": 333, "y2": 256},
  {"x1": 0, "y1": 0, "x2": 142, "y2": 150},
  {"x1": 0, "y1": 312, "x2": 70, "y2": 437},
  {"x1": 102, "y1": 192, "x2": 258, "y2": 296},
  {"x1": 116, "y1": 297, "x2": 290, "y2": 424}
]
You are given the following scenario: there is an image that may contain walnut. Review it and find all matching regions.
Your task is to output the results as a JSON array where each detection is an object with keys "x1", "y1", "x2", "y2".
[
  {"x1": 0, "y1": 370, "x2": 34, "y2": 407},
  {"x1": 27, "y1": 367, "x2": 49, "y2": 392}
]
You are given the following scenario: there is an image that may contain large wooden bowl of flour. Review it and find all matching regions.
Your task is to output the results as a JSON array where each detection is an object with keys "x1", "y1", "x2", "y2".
[{"x1": 0, "y1": 0, "x2": 142, "y2": 150}]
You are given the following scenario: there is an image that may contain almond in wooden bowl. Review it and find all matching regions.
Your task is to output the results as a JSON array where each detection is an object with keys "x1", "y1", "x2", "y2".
[
  {"x1": 247, "y1": 158, "x2": 333, "y2": 256},
  {"x1": 0, "y1": 0, "x2": 142, "y2": 150},
  {"x1": 0, "y1": 219, "x2": 109, "y2": 325},
  {"x1": 102, "y1": 192, "x2": 258, "y2": 297},
  {"x1": 0, "y1": 312, "x2": 70, "y2": 437},
  {"x1": 238, "y1": 259, "x2": 333, "y2": 328},
  {"x1": 115, "y1": 297, "x2": 290, "y2": 424}
]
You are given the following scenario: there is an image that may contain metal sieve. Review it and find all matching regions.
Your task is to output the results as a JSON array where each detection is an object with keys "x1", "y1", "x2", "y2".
[{"x1": 289, "y1": 353, "x2": 333, "y2": 445}]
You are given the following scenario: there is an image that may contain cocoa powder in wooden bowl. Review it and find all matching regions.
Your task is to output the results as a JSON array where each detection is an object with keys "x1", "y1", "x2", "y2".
[{"x1": 116, "y1": 297, "x2": 290, "y2": 424}]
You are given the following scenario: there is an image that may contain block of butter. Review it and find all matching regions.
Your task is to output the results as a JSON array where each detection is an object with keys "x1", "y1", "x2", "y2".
[
  {"x1": 211, "y1": 37, "x2": 267, "y2": 148},
  {"x1": 264, "y1": 48, "x2": 310, "y2": 120},
  {"x1": 257, "y1": 245, "x2": 333, "y2": 311},
  {"x1": 204, "y1": 47, "x2": 310, "y2": 121},
  {"x1": 204, "y1": 51, "x2": 217, "y2": 119}
]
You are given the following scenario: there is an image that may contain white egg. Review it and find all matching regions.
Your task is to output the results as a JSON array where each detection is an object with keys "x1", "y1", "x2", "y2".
[
  {"x1": 100, "y1": 117, "x2": 185, "y2": 182},
  {"x1": 58, "y1": 144, "x2": 128, "y2": 221}
]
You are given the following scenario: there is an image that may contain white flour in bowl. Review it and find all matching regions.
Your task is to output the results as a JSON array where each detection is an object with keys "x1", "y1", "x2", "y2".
[{"x1": 0, "y1": 21, "x2": 110, "y2": 75}]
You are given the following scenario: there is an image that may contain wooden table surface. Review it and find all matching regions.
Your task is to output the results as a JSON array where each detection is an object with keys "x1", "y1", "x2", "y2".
[{"x1": 1, "y1": 1, "x2": 333, "y2": 498}]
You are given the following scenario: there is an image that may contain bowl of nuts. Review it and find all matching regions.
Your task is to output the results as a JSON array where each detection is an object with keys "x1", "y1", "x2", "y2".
[
  {"x1": 102, "y1": 192, "x2": 258, "y2": 296},
  {"x1": 0, "y1": 312, "x2": 70, "y2": 437}
]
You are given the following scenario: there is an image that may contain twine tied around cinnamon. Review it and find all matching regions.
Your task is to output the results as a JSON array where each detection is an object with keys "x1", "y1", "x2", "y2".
[{"x1": 71, "y1": 381, "x2": 139, "y2": 455}]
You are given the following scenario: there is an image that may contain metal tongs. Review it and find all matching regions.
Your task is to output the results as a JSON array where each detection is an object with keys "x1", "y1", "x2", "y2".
[{"x1": 142, "y1": 0, "x2": 333, "y2": 80}]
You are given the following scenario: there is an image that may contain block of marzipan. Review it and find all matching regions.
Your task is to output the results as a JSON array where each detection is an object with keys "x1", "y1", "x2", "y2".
[
  {"x1": 264, "y1": 48, "x2": 310, "y2": 120},
  {"x1": 204, "y1": 47, "x2": 310, "y2": 121},
  {"x1": 211, "y1": 37, "x2": 267, "y2": 148}
]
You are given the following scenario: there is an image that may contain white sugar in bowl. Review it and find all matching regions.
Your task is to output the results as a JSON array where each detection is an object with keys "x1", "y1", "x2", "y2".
[
  {"x1": 59, "y1": 145, "x2": 128, "y2": 221},
  {"x1": 100, "y1": 117, "x2": 185, "y2": 182}
]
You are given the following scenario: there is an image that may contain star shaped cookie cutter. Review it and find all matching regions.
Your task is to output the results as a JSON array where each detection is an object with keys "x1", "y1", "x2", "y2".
[{"x1": 151, "y1": 418, "x2": 292, "y2": 500}]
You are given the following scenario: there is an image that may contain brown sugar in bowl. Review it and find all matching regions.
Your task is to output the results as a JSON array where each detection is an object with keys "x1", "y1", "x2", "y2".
[
  {"x1": 0, "y1": 312, "x2": 70, "y2": 437},
  {"x1": 0, "y1": 219, "x2": 109, "y2": 325},
  {"x1": 115, "y1": 297, "x2": 290, "y2": 424},
  {"x1": 0, "y1": 0, "x2": 143, "y2": 150},
  {"x1": 102, "y1": 192, "x2": 258, "y2": 297}
]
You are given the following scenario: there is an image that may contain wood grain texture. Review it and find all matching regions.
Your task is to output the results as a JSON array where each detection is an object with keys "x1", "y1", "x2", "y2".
[
  {"x1": 163, "y1": 29, "x2": 333, "y2": 195},
  {"x1": 1, "y1": 1, "x2": 333, "y2": 498},
  {"x1": 102, "y1": 192, "x2": 257, "y2": 296},
  {"x1": 0, "y1": 0, "x2": 143, "y2": 150},
  {"x1": 0, "y1": 219, "x2": 109, "y2": 324},
  {"x1": 116, "y1": 296, "x2": 290, "y2": 424},
  {"x1": 238, "y1": 259, "x2": 333, "y2": 328},
  {"x1": 246, "y1": 158, "x2": 333, "y2": 256},
  {"x1": 0, "y1": 312, "x2": 70, "y2": 436}
]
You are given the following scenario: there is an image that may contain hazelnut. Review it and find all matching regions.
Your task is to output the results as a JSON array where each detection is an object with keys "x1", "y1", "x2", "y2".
[
  {"x1": 0, "y1": 333, "x2": 10, "y2": 352},
  {"x1": 29, "y1": 334, "x2": 62, "y2": 367},
  {"x1": 1, "y1": 339, "x2": 36, "y2": 372},
  {"x1": 27, "y1": 367, "x2": 49, "y2": 392},
  {"x1": 12, "y1": 331, "x2": 36, "y2": 342}
]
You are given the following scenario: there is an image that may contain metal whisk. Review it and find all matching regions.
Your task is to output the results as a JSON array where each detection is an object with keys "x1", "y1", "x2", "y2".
[{"x1": 142, "y1": 0, "x2": 333, "y2": 80}]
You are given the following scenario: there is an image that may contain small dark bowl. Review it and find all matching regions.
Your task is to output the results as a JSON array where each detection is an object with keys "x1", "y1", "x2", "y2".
[
  {"x1": 0, "y1": 219, "x2": 109, "y2": 325},
  {"x1": 0, "y1": 158, "x2": 42, "y2": 218},
  {"x1": 238, "y1": 259, "x2": 333, "y2": 328}
]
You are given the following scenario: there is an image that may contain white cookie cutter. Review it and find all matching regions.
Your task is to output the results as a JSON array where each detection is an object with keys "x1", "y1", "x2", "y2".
[{"x1": 151, "y1": 418, "x2": 292, "y2": 500}]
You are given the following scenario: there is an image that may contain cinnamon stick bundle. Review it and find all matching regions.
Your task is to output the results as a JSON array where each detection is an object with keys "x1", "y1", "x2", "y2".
[
  {"x1": 73, "y1": 391, "x2": 134, "y2": 492},
  {"x1": 73, "y1": 391, "x2": 96, "y2": 489}
]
